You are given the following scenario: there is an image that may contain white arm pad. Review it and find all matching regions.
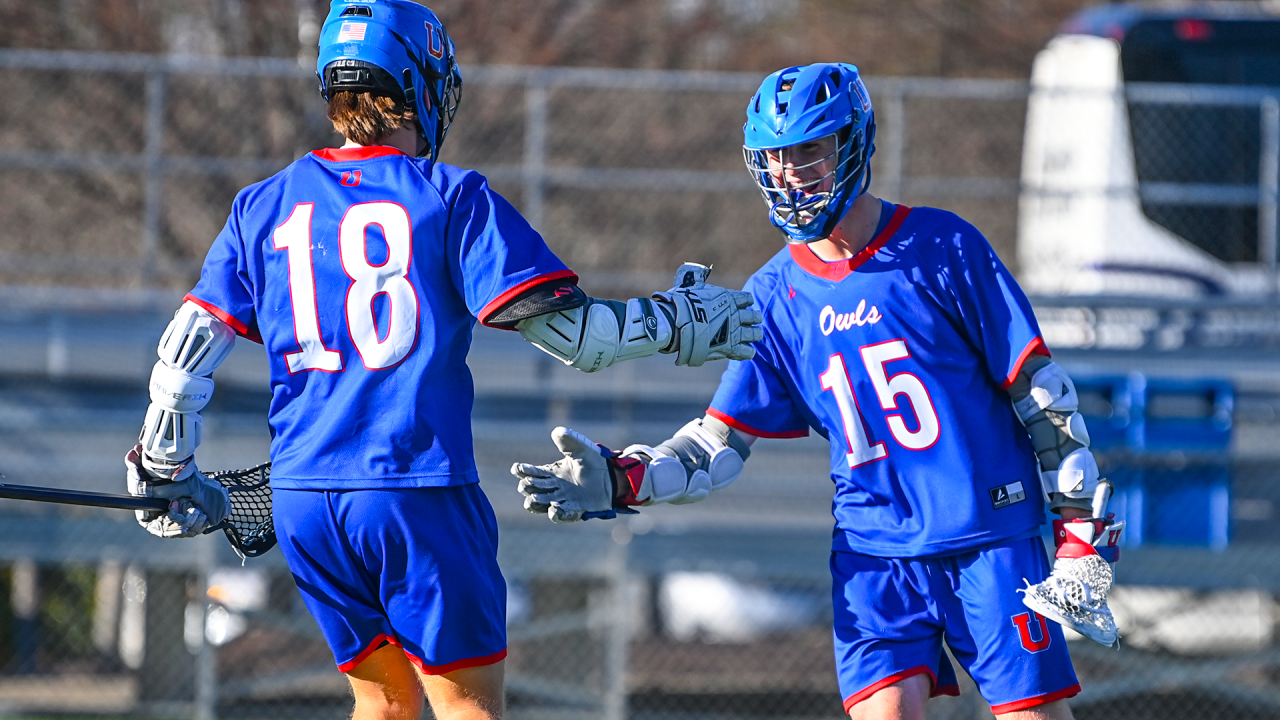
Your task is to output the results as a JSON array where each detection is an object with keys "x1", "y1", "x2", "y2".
[
  {"x1": 622, "y1": 418, "x2": 747, "y2": 506},
  {"x1": 139, "y1": 302, "x2": 236, "y2": 465},
  {"x1": 149, "y1": 361, "x2": 215, "y2": 413},
  {"x1": 517, "y1": 297, "x2": 674, "y2": 373},
  {"x1": 139, "y1": 403, "x2": 203, "y2": 464},
  {"x1": 1043, "y1": 447, "x2": 1101, "y2": 498},
  {"x1": 158, "y1": 302, "x2": 238, "y2": 375},
  {"x1": 1011, "y1": 360, "x2": 1099, "y2": 503},
  {"x1": 1013, "y1": 361, "x2": 1091, "y2": 446}
]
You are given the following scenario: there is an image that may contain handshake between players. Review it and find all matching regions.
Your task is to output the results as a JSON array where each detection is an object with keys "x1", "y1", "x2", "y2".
[{"x1": 125, "y1": 261, "x2": 761, "y2": 540}]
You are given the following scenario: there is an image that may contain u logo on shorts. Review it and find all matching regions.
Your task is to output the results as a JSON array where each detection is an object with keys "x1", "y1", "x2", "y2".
[{"x1": 1012, "y1": 612, "x2": 1052, "y2": 653}]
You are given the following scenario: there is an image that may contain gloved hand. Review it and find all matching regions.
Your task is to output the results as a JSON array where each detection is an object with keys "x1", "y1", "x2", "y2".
[
  {"x1": 511, "y1": 427, "x2": 618, "y2": 523},
  {"x1": 653, "y1": 263, "x2": 763, "y2": 366},
  {"x1": 125, "y1": 444, "x2": 230, "y2": 538}
]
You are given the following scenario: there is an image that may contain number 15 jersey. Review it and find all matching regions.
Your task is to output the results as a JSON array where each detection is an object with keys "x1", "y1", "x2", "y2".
[
  {"x1": 187, "y1": 146, "x2": 573, "y2": 490},
  {"x1": 709, "y1": 203, "x2": 1048, "y2": 558}
]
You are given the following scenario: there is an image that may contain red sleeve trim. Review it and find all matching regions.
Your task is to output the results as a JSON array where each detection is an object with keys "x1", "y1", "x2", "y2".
[
  {"x1": 989, "y1": 683, "x2": 1081, "y2": 714},
  {"x1": 477, "y1": 269, "x2": 580, "y2": 330},
  {"x1": 843, "y1": 665, "x2": 938, "y2": 712},
  {"x1": 311, "y1": 146, "x2": 406, "y2": 162},
  {"x1": 1001, "y1": 336, "x2": 1050, "y2": 389},
  {"x1": 789, "y1": 205, "x2": 912, "y2": 282},
  {"x1": 184, "y1": 293, "x2": 263, "y2": 345},
  {"x1": 707, "y1": 407, "x2": 808, "y2": 439}
]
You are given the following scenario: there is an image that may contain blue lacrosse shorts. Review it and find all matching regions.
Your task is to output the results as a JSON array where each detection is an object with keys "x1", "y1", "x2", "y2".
[
  {"x1": 831, "y1": 534, "x2": 1081, "y2": 714},
  {"x1": 273, "y1": 484, "x2": 507, "y2": 674}
]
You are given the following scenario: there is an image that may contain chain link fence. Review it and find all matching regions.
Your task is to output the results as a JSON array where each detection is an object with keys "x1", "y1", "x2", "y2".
[{"x1": 0, "y1": 49, "x2": 1279, "y2": 719}]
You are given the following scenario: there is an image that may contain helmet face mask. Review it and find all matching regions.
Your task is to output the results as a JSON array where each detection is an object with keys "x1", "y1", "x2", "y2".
[
  {"x1": 742, "y1": 63, "x2": 876, "y2": 244},
  {"x1": 748, "y1": 132, "x2": 861, "y2": 232},
  {"x1": 317, "y1": 0, "x2": 463, "y2": 160}
]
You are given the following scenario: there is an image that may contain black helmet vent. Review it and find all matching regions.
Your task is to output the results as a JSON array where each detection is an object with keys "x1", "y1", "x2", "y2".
[
  {"x1": 340, "y1": 6, "x2": 373, "y2": 17},
  {"x1": 323, "y1": 59, "x2": 403, "y2": 101}
]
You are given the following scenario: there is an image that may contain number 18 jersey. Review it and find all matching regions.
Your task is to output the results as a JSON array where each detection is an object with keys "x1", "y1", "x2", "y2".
[
  {"x1": 709, "y1": 203, "x2": 1048, "y2": 557},
  {"x1": 187, "y1": 146, "x2": 573, "y2": 489}
]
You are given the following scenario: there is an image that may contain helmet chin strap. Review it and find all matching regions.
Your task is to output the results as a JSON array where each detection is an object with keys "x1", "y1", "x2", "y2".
[
  {"x1": 414, "y1": 121, "x2": 431, "y2": 158},
  {"x1": 398, "y1": 69, "x2": 432, "y2": 159}
]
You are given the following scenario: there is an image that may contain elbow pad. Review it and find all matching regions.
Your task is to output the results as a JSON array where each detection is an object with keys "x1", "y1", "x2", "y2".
[
  {"x1": 1012, "y1": 360, "x2": 1091, "y2": 446},
  {"x1": 139, "y1": 302, "x2": 236, "y2": 466},
  {"x1": 620, "y1": 417, "x2": 749, "y2": 506},
  {"x1": 158, "y1": 302, "x2": 238, "y2": 375},
  {"x1": 1010, "y1": 358, "x2": 1099, "y2": 509},
  {"x1": 517, "y1": 297, "x2": 674, "y2": 373}
]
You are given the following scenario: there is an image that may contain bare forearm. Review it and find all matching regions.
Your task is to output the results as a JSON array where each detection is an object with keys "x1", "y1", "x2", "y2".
[{"x1": 1059, "y1": 506, "x2": 1090, "y2": 520}]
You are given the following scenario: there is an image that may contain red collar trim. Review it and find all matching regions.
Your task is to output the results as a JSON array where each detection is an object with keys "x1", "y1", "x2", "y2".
[
  {"x1": 789, "y1": 205, "x2": 912, "y2": 282},
  {"x1": 311, "y1": 146, "x2": 407, "y2": 162}
]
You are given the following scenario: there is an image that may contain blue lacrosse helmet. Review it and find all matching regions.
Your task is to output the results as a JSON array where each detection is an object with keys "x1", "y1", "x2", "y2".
[
  {"x1": 743, "y1": 63, "x2": 876, "y2": 244},
  {"x1": 317, "y1": 0, "x2": 462, "y2": 160}
]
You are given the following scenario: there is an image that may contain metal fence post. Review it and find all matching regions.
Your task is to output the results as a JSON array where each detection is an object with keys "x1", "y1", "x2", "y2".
[
  {"x1": 524, "y1": 77, "x2": 548, "y2": 232},
  {"x1": 603, "y1": 534, "x2": 630, "y2": 720},
  {"x1": 879, "y1": 80, "x2": 906, "y2": 204},
  {"x1": 11, "y1": 559, "x2": 39, "y2": 674},
  {"x1": 142, "y1": 70, "x2": 167, "y2": 288},
  {"x1": 1261, "y1": 95, "x2": 1279, "y2": 295},
  {"x1": 47, "y1": 314, "x2": 69, "y2": 378},
  {"x1": 194, "y1": 539, "x2": 217, "y2": 720},
  {"x1": 92, "y1": 559, "x2": 123, "y2": 658}
]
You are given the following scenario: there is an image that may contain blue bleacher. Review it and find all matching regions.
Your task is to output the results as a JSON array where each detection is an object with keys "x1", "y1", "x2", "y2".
[{"x1": 1074, "y1": 374, "x2": 1233, "y2": 549}]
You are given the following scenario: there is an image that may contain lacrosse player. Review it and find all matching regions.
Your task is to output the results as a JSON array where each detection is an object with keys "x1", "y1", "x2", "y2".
[
  {"x1": 123, "y1": 2, "x2": 759, "y2": 718},
  {"x1": 513, "y1": 62, "x2": 1123, "y2": 720}
]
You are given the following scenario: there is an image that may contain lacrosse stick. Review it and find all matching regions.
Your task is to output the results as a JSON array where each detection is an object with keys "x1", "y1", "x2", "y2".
[{"x1": 0, "y1": 463, "x2": 276, "y2": 557}]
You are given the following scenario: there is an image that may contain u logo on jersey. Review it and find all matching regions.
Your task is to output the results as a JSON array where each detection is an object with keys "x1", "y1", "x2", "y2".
[
  {"x1": 341, "y1": 170, "x2": 362, "y2": 187},
  {"x1": 819, "y1": 301, "x2": 882, "y2": 336},
  {"x1": 1012, "y1": 612, "x2": 1052, "y2": 653}
]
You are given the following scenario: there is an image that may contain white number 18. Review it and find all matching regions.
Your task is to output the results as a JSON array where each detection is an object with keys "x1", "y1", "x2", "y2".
[{"x1": 272, "y1": 201, "x2": 420, "y2": 374}]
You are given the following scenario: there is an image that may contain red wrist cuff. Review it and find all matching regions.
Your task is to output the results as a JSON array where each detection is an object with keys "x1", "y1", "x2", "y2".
[
  {"x1": 612, "y1": 455, "x2": 646, "y2": 506},
  {"x1": 1053, "y1": 517, "x2": 1121, "y2": 560}
]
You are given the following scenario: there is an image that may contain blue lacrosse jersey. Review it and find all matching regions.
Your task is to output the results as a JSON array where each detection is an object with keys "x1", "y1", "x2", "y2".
[
  {"x1": 710, "y1": 202, "x2": 1048, "y2": 557},
  {"x1": 187, "y1": 146, "x2": 574, "y2": 489}
]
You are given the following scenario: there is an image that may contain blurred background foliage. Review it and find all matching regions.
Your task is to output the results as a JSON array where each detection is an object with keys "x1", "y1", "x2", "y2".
[{"x1": 0, "y1": 0, "x2": 1099, "y2": 77}]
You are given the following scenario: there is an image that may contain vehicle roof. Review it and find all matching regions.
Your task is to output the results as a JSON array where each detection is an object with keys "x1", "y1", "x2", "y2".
[{"x1": 1061, "y1": 1, "x2": 1280, "y2": 39}]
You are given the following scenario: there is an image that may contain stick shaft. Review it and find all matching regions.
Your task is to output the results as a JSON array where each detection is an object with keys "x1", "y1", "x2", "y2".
[
  {"x1": 1092, "y1": 479, "x2": 1114, "y2": 519},
  {"x1": 0, "y1": 483, "x2": 169, "y2": 511}
]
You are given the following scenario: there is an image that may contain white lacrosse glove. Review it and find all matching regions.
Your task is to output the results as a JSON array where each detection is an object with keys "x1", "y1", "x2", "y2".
[
  {"x1": 653, "y1": 263, "x2": 763, "y2": 366},
  {"x1": 1020, "y1": 482, "x2": 1124, "y2": 647},
  {"x1": 125, "y1": 444, "x2": 231, "y2": 539},
  {"x1": 511, "y1": 427, "x2": 622, "y2": 524}
]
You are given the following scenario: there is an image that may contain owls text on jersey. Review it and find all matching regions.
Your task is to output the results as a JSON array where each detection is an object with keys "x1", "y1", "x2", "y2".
[
  {"x1": 188, "y1": 146, "x2": 572, "y2": 489},
  {"x1": 710, "y1": 202, "x2": 1049, "y2": 557}
]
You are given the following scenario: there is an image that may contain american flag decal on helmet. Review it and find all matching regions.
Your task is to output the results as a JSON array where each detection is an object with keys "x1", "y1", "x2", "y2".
[{"x1": 338, "y1": 22, "x2": 368, "y2": 42}]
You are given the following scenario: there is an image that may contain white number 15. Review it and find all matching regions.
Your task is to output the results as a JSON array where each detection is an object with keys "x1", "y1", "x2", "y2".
[{"x1": 818, "y1": 339, "x2": 940, "y2": 468}]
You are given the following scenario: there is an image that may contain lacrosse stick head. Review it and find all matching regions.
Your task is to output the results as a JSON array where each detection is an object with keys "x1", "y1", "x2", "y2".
[
  {"x1": 1021, "y1": 554, "x2": 1119, "y2": 646},
  {"x1": 204, "y1": 463, "x2": 275, "y2": 558}
]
